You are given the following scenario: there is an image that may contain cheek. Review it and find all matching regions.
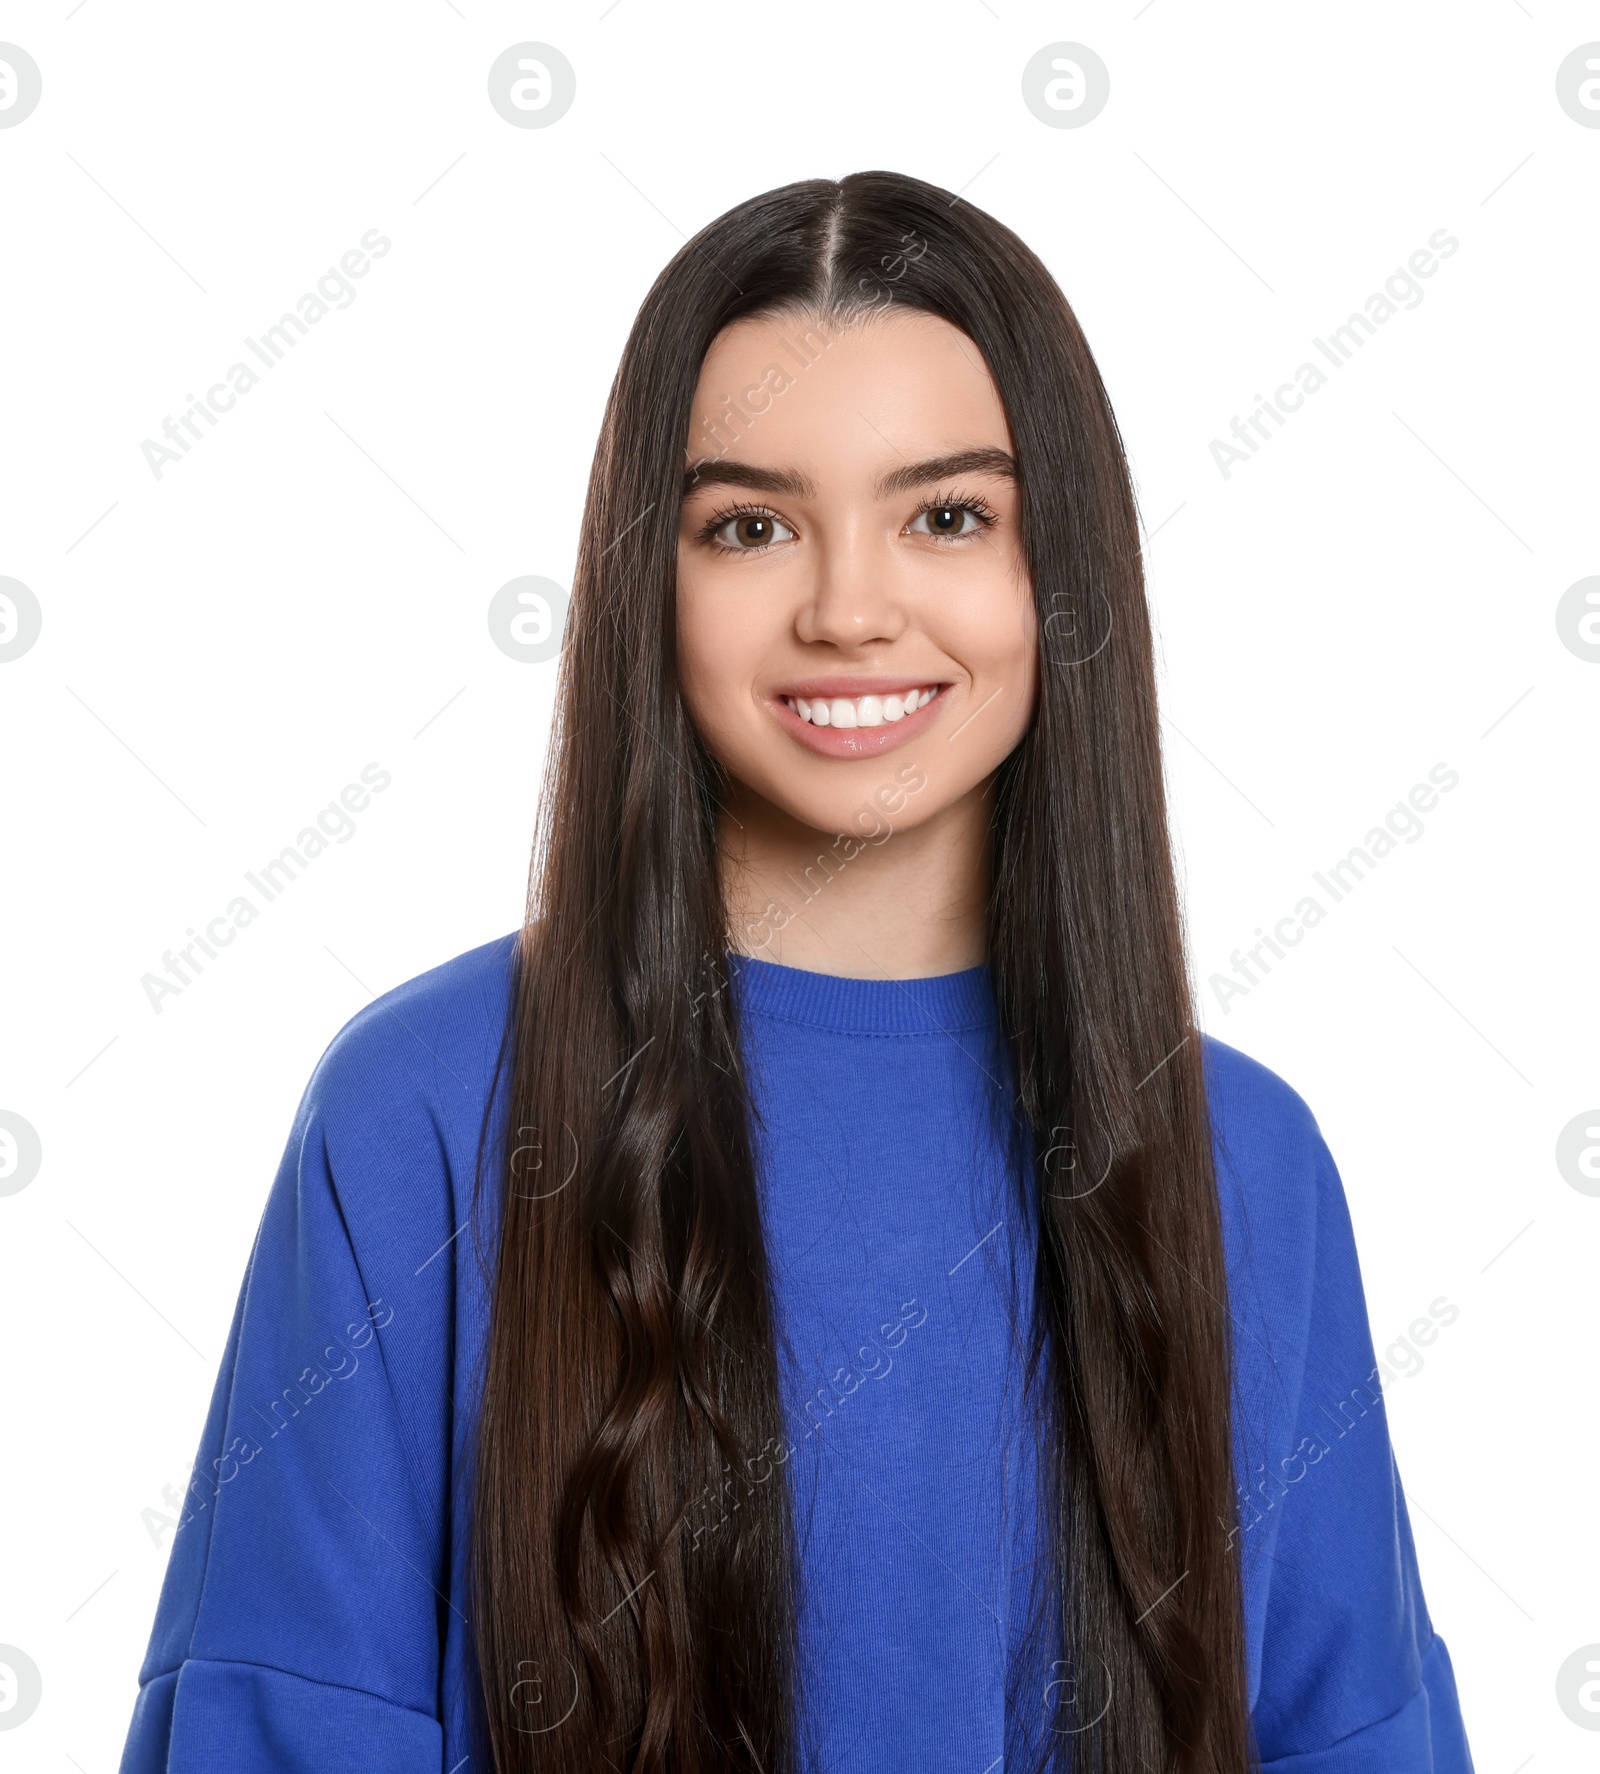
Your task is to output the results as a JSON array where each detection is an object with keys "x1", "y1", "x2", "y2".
[
  {"x1": 674, "y1": 586, "x2": 722, "y2": 738},
  {"x1": 929, "y1": 582, "x2": 1038, "y2": 782},
  {"x1": 946, "y1": 573, "x2": 1038, "y2": 718},
  {"x1": 675, "y1": 568, "x2": 767, "y2": 753}
]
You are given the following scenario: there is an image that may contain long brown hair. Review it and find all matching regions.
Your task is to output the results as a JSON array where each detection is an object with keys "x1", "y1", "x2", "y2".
[{"x1": 468, "y1": 170, "x2": 1254, "y2": 1773}]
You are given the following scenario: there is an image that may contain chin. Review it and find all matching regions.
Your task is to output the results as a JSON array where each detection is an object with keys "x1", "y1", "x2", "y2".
[{"x1": 736, "y1": 754, "x2": 945, "y2": 847}]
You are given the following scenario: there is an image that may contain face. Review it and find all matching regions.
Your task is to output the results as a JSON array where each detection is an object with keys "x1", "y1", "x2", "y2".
[{"x1": 676, "y1": 308, "x2": 1038, "y2": 842}]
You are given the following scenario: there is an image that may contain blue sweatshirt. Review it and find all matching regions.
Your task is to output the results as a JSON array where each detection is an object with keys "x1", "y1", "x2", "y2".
[{"x1": 118, "y1": 934, "x2": 1474, "y2": 1772}]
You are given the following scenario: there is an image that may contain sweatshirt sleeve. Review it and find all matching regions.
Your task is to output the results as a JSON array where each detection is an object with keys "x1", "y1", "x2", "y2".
[
  {"x1": 1245, "y1": 1128, "x2": 1475, "y2": 1772},
  {"x1": 117, "y1": 1014, "x2": 464, "y2": 1774}
]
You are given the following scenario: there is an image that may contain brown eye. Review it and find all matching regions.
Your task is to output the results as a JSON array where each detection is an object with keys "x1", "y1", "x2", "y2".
[
  {"x1": 909, "y1": 501, "x2": 987, "y2": 539},
  {"x1": 710, "y1": 510, "x2": 795, "y2": 550}
]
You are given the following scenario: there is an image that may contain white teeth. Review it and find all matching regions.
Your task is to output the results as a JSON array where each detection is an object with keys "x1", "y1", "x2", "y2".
[{"x1": 785, "y1": 687, "x2": 938, "y2": 728}]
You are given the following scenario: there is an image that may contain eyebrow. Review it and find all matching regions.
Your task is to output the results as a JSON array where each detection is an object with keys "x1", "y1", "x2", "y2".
[
  {"x1": 682, "y1": 459, "x2": 815, "y2": 500},
  {"x1": 680, "y1": 445, "x2": 1017, "y2": 503},
  {"x1": 877, "y1": 446, "x2": 1018, "y2": 497}
]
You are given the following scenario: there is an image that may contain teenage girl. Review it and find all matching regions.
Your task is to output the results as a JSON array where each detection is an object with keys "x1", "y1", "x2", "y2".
[{"x1": 119, "y1": 170, "x2": 1474, "y2": 1774}]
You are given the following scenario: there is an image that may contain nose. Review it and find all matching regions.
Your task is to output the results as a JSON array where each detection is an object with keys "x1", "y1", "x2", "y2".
[{"x1": 793, "y1": 516, "x2": 910, "y2": 650}]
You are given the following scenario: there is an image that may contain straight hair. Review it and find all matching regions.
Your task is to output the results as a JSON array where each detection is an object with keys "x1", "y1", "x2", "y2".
[{"x1": 469, "y1": 169, "x2": 1254, "y2": 1773}]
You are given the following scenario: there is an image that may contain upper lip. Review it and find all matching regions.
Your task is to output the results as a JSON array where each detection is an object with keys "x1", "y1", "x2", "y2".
[{"x1": 772, "y1": 676, "x2": 947, "y2": 700}]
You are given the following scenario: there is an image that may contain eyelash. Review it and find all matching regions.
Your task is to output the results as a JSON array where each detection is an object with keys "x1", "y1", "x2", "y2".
[
  {"x1": 915, "y1": 487, "x2": 1001, "y2": 537},
  {"x1": 695, "y1": 488, "x2": 1000, "y2": 554},
  {"x1": 695, "y1": 500, "x2": 784, "y2": 554}
]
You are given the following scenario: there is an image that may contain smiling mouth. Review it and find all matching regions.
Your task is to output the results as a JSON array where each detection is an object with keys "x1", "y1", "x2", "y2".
[{"x1": 780, "y1": 685, "x2": 942, "y2": 729}]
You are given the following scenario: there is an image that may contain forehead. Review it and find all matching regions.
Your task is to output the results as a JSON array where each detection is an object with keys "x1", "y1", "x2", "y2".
[{"x1": 687, "y1": 309, "x2": 1011, "y2": 475}]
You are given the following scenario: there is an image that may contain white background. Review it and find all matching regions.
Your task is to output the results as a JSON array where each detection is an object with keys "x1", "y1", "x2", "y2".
[{"x1": 2, "y1": 3, "x2": 1596, "y2": 1769}]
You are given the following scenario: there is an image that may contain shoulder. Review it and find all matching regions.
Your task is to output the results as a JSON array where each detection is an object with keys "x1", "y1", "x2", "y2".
[
  {"x1": 1197, "y1": 1034, "x2": 1347, "y2": 1378},
  {"x1": 1198, "y1": 1033, "x2": 1337, "y2": 1249},
  {"x1": 1200, "y1": 1033, "x2": 1326, "y2": 1176},
  {"x1": 307, "y1": 931, "x2": 519, "y2": 1117},
  {"x1": 287, "y1": 930, "x2": 520, "y2": 1226}
]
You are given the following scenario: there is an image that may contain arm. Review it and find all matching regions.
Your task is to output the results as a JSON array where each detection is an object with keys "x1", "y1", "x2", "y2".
[
  {"x1": 118, "y1": 1046, "x2": 457, "y2": 1774},
  {"x1": 1247, "y1": 1134, "x2": 1474, "y2": 1772}
]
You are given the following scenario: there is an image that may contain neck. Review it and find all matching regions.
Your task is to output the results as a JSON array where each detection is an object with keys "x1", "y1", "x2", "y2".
[{"x1": 718, "y1": 779, "x2": 993, "y2": 980}]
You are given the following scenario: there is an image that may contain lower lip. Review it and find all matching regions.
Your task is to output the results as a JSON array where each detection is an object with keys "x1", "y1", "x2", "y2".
[{"x1": 769, "y1": 690, "x2": 947, "y2": 759}]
